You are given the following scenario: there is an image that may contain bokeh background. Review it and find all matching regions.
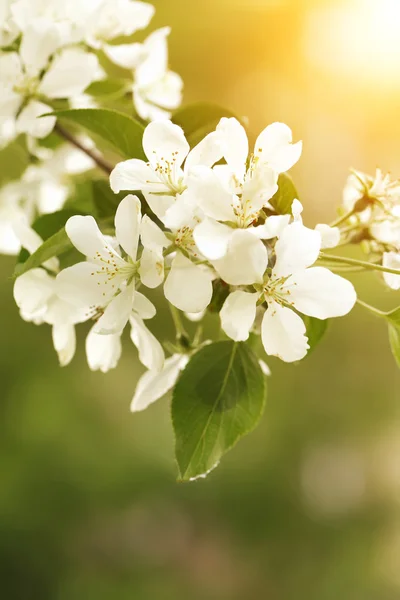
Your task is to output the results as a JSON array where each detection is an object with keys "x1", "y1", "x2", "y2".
[{"x1": 2, "y1": 0, "x2": 400, "y2": 598}]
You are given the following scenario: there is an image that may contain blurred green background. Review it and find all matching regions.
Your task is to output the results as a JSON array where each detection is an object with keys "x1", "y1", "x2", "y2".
[{"x1": 2, "y1": 0, "x2": 400, "y2": 598}]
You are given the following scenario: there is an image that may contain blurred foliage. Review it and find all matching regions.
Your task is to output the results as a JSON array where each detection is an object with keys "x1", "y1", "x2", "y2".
[{"x1": 2, "y1": 0, "x2": 400, "y2": 598}]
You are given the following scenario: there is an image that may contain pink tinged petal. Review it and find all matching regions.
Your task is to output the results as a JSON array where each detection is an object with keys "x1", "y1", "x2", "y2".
[
  {"x1": 114, "y1": 194, "x2": 141, "y2": 260},
  {"x1": 273, "y1": 222, "x2": 322, "y2": 277},
  {"x1": 185, "y1": 166, "x2": 236, "y2": 222},
  {"x1": 140, "y1": 215, "x2": 169, "y2": 250},
  {"x1": 131, "y1": 354, "x2": 188, "y2": 412},
  {"x1": 94, "y1": 286, "x2": 135, "y2": 334},
  {"x1": 193, "y1": 218, "x2": 233, "y2": 260},
  {"x1": 164, "y1": 253, "x2": 213, "y2": 313},
  {"x1": 14, "y1": 268, "x2": 55, "y2": 320},
  {"x1": 220, "y1": 291, "x2": 258, "y2": 342},
  {"x1": 133, "y1": 291, "x2": 156, "y2": 319},
  {"x1": 383, "y1": 252, "x2": 400, "y2": 290},
  {"x1": 16, "y1": 100, "x2": 56, "y2": 139},
  {"x1": 39, "y1": 48, "x2": 99, "y2": 99},
  {"x1": 288, "y1": 267, "x2": 357, "y2": 319},
  {"x1": 184, "y1": 131, "x2": 223, "y2": 172},
  {"x1": 56, "y1": 262, "x2": 115, "y2": 309},
  {"x1": 110, "y1": 159, "x2": 166, "y2": 194},
  {"x1": 139, "y1": 247, "x2": 164, "y2": 288},
  {"x1": 261, "y1": 302, "x2": 309, "y2": 363},
  {"x1": 130, "y1": 315, "x2": 164, "y2": 371},
  {"x1": 216, "y1": 117, "x2": 248, "y2": 180},
  {"x1": 52, "y1": 323, "x2": 76, "y2": 367},
  {"x1": 86, "y1": 326, "x2": 122, "y2": 373},
  {"x1": 143, "y1": 120, "x2": 189, "y2": 168},
  {"x1": 255, "y1": 122, "x2": 302, "y2": 173},
  {"x1": 103, "y1": 42, "x2": 144, "y2": 69},
  {"x1": 315, "y1": 224, "x2": 341, "y2": 249},
  {"x1": 251, "y1": 215, "x2": 291, "y2": 239},
  {"x1": 20, "y1": 19, "x2": 60, "y2": 75},
  {"x1": 212, "y1": 229, "x2": 268, "y2": 285},
  {"x1": 65, "y1": 215, "x2": 123, "y2": 265}
]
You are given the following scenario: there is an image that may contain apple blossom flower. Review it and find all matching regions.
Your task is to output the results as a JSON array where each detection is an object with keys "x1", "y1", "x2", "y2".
[
  {"x1": 105, "y1": 27, "x2": 183, "y2": 121},
  {"x1": 220, "y1": 220, "x2": 357, "y2": 362},
  {"x1": 0, "y1": 0, "x2": 19, "y2": 48},
  {"x1": 382, "y1": 252, "x2": 400, "y2": 290}
]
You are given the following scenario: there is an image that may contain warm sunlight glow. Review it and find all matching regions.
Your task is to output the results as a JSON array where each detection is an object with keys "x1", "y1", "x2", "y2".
[{"x1": 305, "y1": 0, "x2": 400, "y2": 87}]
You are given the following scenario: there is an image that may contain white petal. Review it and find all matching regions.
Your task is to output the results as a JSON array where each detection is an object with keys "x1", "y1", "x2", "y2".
[
  {"x1": 86, "y1": 326, "x2": 122, "y2": 373},
  {"x1": 142, "y1": 71, "x2": 183, "y2": 114},
  {"x1": 241, "y1": 164, "x2": 278, "y2": 213},
  {"x1": 162, "y1": 191, "x2": 198, "y2": 230},
  {"x1": 66, "y1": 215, "x2": 123, "y2": 264},
  {"x1": 20, "y1": 19, "x2": 60, "y2": 75},
  {"x1": 130, "y1": 315, "x2": 164, "y2": 371},
  {"x1": 94, "y1": 286, "x2": 134, "y2": 334},
  {"x1": 288, "y1": 267, "x2": 357, "y2": 319},
  {"x1": 139, "y1": 247, "x2": 164, "y2": 288},
  {"x1": 140, "y1": 215, "x2": 169, "y2": 250},
  {"x1": 110, "y1": 159, "x2": 165, "y2": 194},
  {"x1": 103, "y1": 41, "x2": 144, "y2": 69},
  {"x1": 259, "y1": 359, "x2": 271, "y2": 376},
  {"x1": 315, "y1": 224, "x2": 341, "y2": 249},
  {"x1": 383, "y1": 252, "x2": 400, "y2": 290},
  {"x1": 12, "y1": 220, "x2": 59, "y2": 272},
  {"x1": 44, "y1": 295, "x2": 88, "y2": 326},
  {"x1": 131, "y1": 354, "x2": 188, "y2": 412},
  {"x1": 115, "y1": 194, "x2": 141, "y2": 260},
  {"x1": 164, "y1": 253, "x2": 213, "y2": 313},
  {"x1": 185, "y1": 131, "x2": 222, "y2": 172},
  {"x1": 213, "y1": 229, "x2": 268, "y2": 285},
  {"x1": 255, "y1": 122, "x2": 302, "y2": 173},
  {"x1": 251, "y1": 215, "x2": 291, "y2": 239},
  {"x1": 133, "y1": 291, "x2": 156, "y2": 319},
  {"x1": 135, "y1": 27, "x2": 169, "y2": 86},
  {"x1": 291, "y1": 199, "x2": 303, "y2": 222},
  {"x1": 56, "y1": 262, "x2": 114, "y2": 308},
  {"x1": 217, "y1": 117, "x2": 248, "y2": 180},
  {"x1": 52, "y1": 323, "x2": 76, "y2": 367},
  {"x1": 93, "y1": 0, "x2": 154, "y2": 41},
  {"x1": 185, "y1": 166, "x2": 236, "y2": 222},
  {"x1": 0, "y1": 52, "x2": 23, "y2": 87},
  {"x1": 193, "y1": 218, "x2": 233, "y2": 260},
  {"x1": 261, "y1": 302, "x2": 309, "y2": 362},
  {"x1": 14, "y1": 269, "x2": 55, "y2": 320},
  {"x1": 143, "y1": 191, "x2": 175, "y2": 221},
  {"x1": 143, "y1": 120, "x2": 189, "y2": 168},
  {"x1": 39, "y1": 48, "x2": 99, "y2": 99},
  {"x1": 273, "y1": 222, "x2": 321, "y2": 277},
  {"x1": 16, "y1": 100, "x2": 56, "y2": 139},
  {"x1": 220, "y1": 291, "x2": 258, "y2": 341}
]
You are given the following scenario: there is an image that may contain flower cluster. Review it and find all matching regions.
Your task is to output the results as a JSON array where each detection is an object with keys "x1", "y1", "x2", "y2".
[
  {"x1": 0, "y1": 0, "x2": 182, "y2": 147},
  {"x1": 12, "y1": 117, "x2": 359, "y2": 409}
]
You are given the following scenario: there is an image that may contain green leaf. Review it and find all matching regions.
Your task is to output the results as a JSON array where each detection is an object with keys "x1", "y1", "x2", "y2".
[
  {"x1": 270, "y1": 173, "x2": 298, "y2": 215},
  {"x1": 172, "y1": 102, "x2": 238, "y2": 147},
  {"x1": 91, "y1": 179, "x2": 125, "y2": 218},
  {"x1": 50, "y1": 108, "x2": 145, "y2": 160},
  {"x1": 172, "y1": 341, "x2": 266, "y2": 481},
  {"x1": 303, "y1": 316, "x2": 329, "y2": 355},
  {"x1": 85, "y1": 79, "x2": 129, "y2": 99},
  {"x1": 0, "y1": 135, "x2": 29, "y2": 186},
  {"x1": 384, "y1": 306, "x2": 400, "y2": 326}
]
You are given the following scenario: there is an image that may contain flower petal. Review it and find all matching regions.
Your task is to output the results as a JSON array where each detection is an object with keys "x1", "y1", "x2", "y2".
[
  {"x1": 251, "y1": 215, "x2": 291, "y2": 239},
  {"x1": 39, "y1": 48, "x2": 99, "y2": 99},
  {"x1": 288, "y1": 267, "x2": 357, "y2": 319},
  {"x1": 94, "y1": 286, "x2": 135, "y2": 334},
  {"x1": 255, "y1": 122, "x2": 302, "y2": 173},
  {"x1": 139, "y1": 247, "x2": 164, "y2": 288},
  {"x1": 213, "y1": 229, "x2": 268, "y2": 285},
  {"x1": 16, "y1": 100, "x2": 56, "y2": 139},
  {"x1": 14, "y1": 268, "x2": 55, "y2": 321},
  {"x1": 86, "y1": 326, "x2": 122, "y2": 373},
  {"x1": 164, "y1": 253, "x2": 213, "y2": 313},
  {"x1": 185, "y1": 131, "x2": 222, "y2": 172},
  {"x1": 193, "y1": 217, "x2": 233, "y2": 260},
  {"x1": 315, "y1": 224, "x2": 341, "y2": 249},
  {"x1": 66, "y1": 215, "x2": 123, "y2": 264},
  {"x1": 56, "y1": 261, "x2": 114, "y2": 308},
  {"x1": 133, "y1": 291, "x2": 156, "y2": 319},
  {"x1": 143, "y1": 120, "x2": 189, "y2": 168},
  {"x1": 261, "y1": 302, "x2": 309, "y2": 362},
  {"x1": 131, "y1": 354, "x2": 188, "y2": 412},
  {"x1": 383, "y1": 252, "x2": 400, "y2": 290},
  {"x1": 185, "y1": 166, "x2": 236, "y2": 222},
  {"x1": 140, "y1": 214, "x2": 169, "y2": 250},
  {"x1": 273, "y1": 222, "x2": 321, "y2": 277},
  {"x1": 103, "y1": 41, "x2": 144, "y2": 69},
  {"x1": 220, "y1": 291, "x2": 258, "y2": 341},
  {"x1": 217, "y1": 117, "x2": 248, "y2": 180},
  {"x1": 130, "y1": 315, "x2": 164, "y2": 371},
  {"x1": 52, "y1": 323, "x2": 76, "y2": 367},
  {"x1": 110, "y1": 159, "x2": 167, "y2": 194},
  {"x1": 20, "y1": 18, "x2": 60, "y2": 75},
  {"x1": 115, "y1": 194, "x2": 141, "y2": 260}
]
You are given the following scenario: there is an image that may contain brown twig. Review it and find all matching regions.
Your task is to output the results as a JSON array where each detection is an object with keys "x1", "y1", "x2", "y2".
[{"x1": 54, "y1": 123, "x2": 114, "y2": 175}]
